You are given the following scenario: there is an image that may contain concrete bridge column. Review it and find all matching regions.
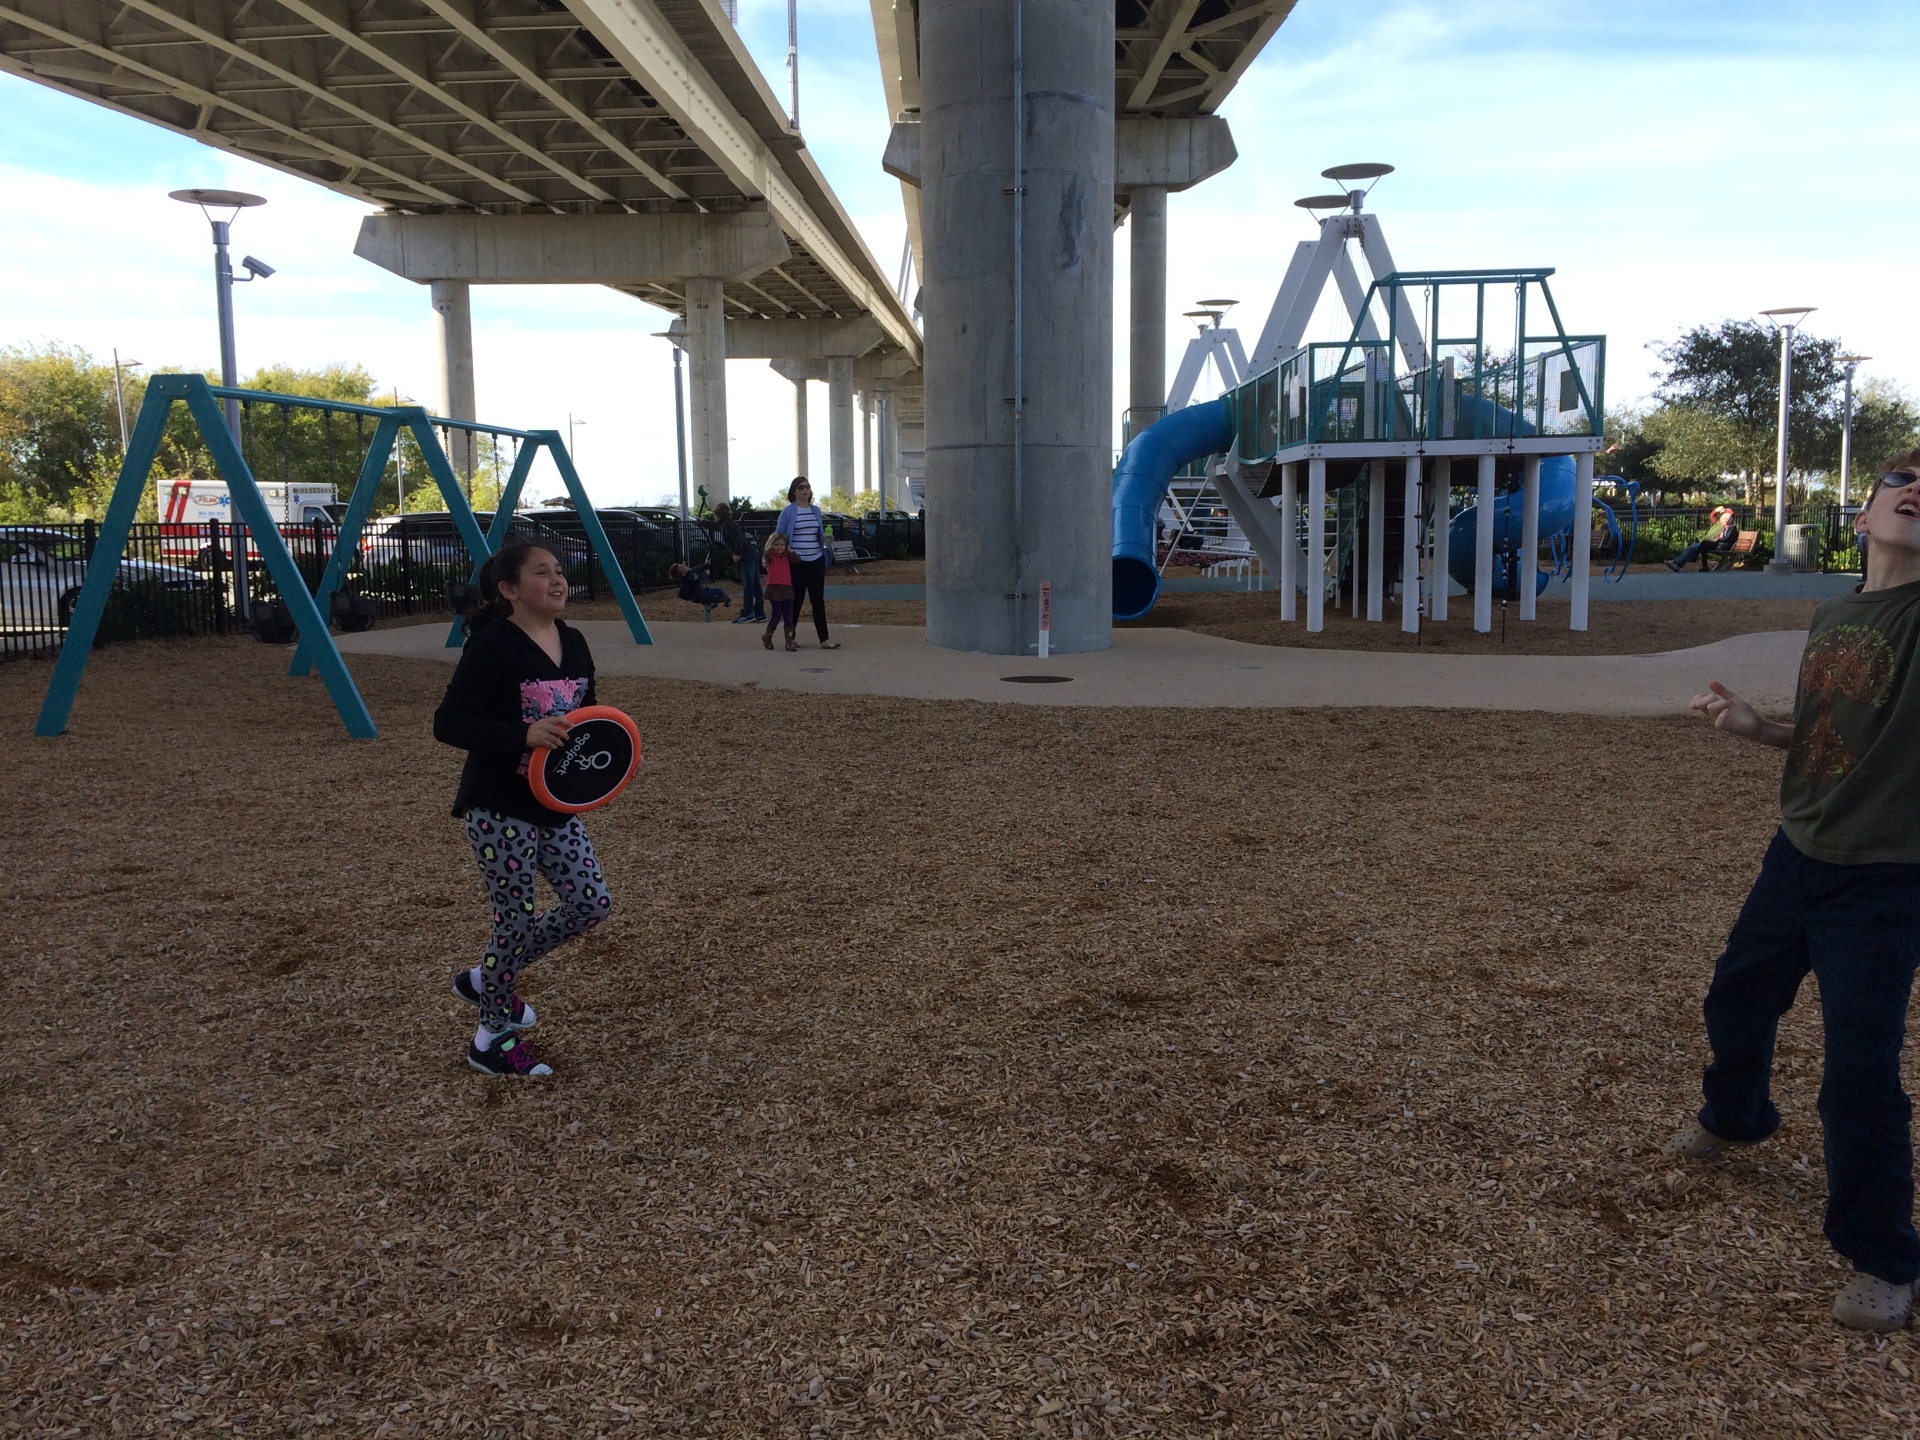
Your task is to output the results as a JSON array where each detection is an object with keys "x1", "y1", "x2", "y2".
[
  {"x1": 860, "y1": 390, "x2": 874, "y2": 492},
  {"x1": 921, "y1": 0, "x2": 1114, "y2": 654},
  {"x1": 430, "y1": 280, "x2": 477, "y2": 482},
  {"x1": 828, "y1": 356, "x2": 855, "y2": 500},
  {"x1": 685, "y1": 277, "x2": 730, "y2": 505},
  {"x1": 792, "y1": 376, "x2": 809, "y2": 479},
  {"x1": 1127, "y1": 185, "x2": 1167, "y2": 435}
]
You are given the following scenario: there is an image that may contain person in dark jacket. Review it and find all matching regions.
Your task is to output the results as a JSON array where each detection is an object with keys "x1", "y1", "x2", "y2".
[
  {"x1": 432, "y1": 540, "x2": 615, "y2": 1079},
  {"x1": 670, "y1": 561, "x2": 732, "y2": 616},
  {"x1": 715, "y1": 502, "x2": 764, "y2": 623}
]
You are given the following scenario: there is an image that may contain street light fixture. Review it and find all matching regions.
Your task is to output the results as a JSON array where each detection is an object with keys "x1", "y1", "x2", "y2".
[
  {"x1": 1759, "y1": 306, "x2": 1815, "y2": 573},
  {"x1": 1837, "y1": 354, "x2": 1871, "y2": 510},
  {"x1": 170, "y1": 186, "x2": 272, "y2": 615}
]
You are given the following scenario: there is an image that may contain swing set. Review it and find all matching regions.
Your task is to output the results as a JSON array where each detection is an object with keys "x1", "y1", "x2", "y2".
[{"x1": 34, "y1": 373, "x2": 651, "y2": 741}]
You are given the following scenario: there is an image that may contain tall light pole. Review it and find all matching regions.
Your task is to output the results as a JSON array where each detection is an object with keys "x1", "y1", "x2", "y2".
[
  {"x1": 786, "y1": 0, "x2": 800, "y2": 131},
  {"x1": 170, "y1": 187, "x2": 273, "y2": 615},
  {"x1": 1759, "y1": 306, "x2": 1815, "y2": 573},
  {"x1": 567, "y1": 412, "x2": 587, "y2": 463},
  {"x1": 1837, "y1": 354, "x2": 1871, "y2": 510},
  {"x1": 655, "y1": 334, "x2": 692, "y2": 562},
  {"x1": 111, "y1": 351, "x2": 141, "y2": 452}
]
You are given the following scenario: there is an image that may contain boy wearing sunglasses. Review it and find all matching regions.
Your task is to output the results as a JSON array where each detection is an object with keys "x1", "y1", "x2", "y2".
[{"x1": 1674, "y1": 451, "x2": 1920, "y2": 1330}]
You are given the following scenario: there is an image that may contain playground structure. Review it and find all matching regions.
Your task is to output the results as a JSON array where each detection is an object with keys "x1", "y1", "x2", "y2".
[
  {"x1": 1113, "y1": 170, "x2": 1608, "y2": 634},
  {"x1": 32, "y1": 374, "x2": 651, "y2": 741}
]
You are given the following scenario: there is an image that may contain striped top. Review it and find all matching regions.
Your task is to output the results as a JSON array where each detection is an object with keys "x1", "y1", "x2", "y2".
[{"x1": 777, "y1": 503, "x2": 826, "y2": 561}]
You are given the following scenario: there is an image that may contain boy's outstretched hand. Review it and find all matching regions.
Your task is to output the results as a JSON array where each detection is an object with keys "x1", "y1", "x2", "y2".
[{"x1": 1689, "y1": 680, "x2": 1794, "y2": 749}]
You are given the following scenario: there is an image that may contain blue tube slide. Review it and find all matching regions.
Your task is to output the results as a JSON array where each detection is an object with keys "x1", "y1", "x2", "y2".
[
  {"x1": 1444, "y1": 455, "x2": 1576, "y2": 596},
  {"x1": 1111, "y1": 397, "x2": 1235, "y2": 620}
]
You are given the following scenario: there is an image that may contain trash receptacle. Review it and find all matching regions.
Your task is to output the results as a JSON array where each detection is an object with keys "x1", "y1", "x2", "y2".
[{"x1": 1780, "y1": 523, "x2": 1820, "y2": 571}]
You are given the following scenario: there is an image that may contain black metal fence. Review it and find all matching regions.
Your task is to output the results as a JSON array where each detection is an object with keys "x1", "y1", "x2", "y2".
[{"x1": 1, "y1": 509, "x2": 927, "y2": 659}]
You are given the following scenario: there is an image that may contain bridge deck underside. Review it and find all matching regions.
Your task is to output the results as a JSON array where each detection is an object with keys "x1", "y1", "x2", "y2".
[{"x1": 0, "y1": 0, "x2": 870, "y2": 322}]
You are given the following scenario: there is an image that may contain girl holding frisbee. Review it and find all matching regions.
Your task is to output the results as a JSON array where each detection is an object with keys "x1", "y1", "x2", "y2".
[{"x1": 433, "y1": 540, "x2": 614, "y2": 1078}]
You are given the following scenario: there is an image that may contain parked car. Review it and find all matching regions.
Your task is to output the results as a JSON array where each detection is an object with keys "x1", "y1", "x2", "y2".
[
  {"x1": 0, "y1": 526, "x2": 202, "y2": 631},
  {"x1": 361, "y1": 512, "x2": 589, "y2": 569}
]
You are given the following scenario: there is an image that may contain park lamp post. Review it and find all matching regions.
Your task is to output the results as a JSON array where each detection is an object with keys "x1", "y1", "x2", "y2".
[
  {"x1": 111, "y1": 351, "x2": 141, "y2": 452},
  {"x1": 1759, "y1": 306, "x2": 1815, "y2": 573},
  {"x1": 653, "y1": 332, "x2": 692, "y2": 563},
  {"x1": 169, "y1": 187, "x2": 275, "y2": 615},
  {"x1": 1837, "y1": 354, "x2": 1871, "y2": 510}
]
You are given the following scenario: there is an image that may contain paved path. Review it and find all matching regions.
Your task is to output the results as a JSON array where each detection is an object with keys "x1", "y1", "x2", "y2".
[
  {"x1": 341, "y1": 621, "x2": 1807, "y2": 716},
  {"x1": 822, "y1": 571, "x2": 1860, "y2": 603}
]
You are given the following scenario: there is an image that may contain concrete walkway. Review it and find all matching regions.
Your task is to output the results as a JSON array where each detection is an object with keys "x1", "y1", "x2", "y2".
[
  {"x1": 822, "y1": 570, "x2": 1860, "y2": 603},
  {"x1": 340, "y1": 621, "x2": 1807, "y2": 716}
]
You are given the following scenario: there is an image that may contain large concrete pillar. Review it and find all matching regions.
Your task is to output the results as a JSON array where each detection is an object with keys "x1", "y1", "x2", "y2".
[
  {"x1": 1128, "y1": 185, "x2": 1168, "y2": 432},
  {"x1": 430, "y1": 279, "x2": 476, "y2": 480},
  {"x1": 828, "y1": 356, "x2": 855, "y2": 500},
  {"x1": 921, "y1": 0, "x2": 1114, "y2": 654},
  {"x1": 860, "y1": 390, "x2": 874, "y2": 492},
  {"x1": 685, "y1": 277, "x2": 730, "y2": 505},
  {"x1": 876, "y1": 387, "x2": 892, "y2": 510},
  {"x1": 792, "y1": 377, "x2": 809, "y2": 478}
]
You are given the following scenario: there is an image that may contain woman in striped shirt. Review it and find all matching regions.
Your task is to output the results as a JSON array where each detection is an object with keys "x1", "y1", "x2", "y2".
[{"x1": 775, "y1": 476, "x2": 838, "y2": 648}]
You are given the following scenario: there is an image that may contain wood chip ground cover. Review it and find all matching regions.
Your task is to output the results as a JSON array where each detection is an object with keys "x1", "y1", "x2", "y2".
[{"x1": 1, "y1": 640, "x2": 1912, "y2": 1438}]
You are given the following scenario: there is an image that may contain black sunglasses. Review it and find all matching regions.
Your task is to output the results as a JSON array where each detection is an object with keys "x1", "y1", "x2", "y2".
[{"x1": 1878, "y1": 472, "x2": 1920, "y2": 489}]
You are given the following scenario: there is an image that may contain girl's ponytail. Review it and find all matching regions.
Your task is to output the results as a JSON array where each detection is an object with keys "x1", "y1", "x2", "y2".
[{"x1": 466, "y1": 539, "x2": 543, "y2": 635}]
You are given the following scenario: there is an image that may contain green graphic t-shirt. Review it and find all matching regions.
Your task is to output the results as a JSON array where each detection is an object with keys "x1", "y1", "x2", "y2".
[{"x1": 1780, "y1": 577, "x2": 1920, "y2": 865}]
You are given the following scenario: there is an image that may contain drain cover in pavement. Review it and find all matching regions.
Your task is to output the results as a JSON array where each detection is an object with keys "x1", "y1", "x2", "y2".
[{"x1": 1001, "y1": 675, "x2": 1073, "y2": 684}]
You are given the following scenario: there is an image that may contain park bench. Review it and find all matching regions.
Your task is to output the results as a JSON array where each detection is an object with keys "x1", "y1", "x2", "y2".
[
  {"x1": 1707, "y1": 530, "x2": 1759, "y2": 572},
  {"x1": 830, "y1": 538, "x2": 871, "y2": 574}
]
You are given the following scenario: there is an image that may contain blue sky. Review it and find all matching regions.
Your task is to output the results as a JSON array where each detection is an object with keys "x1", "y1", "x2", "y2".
[{"x1": 1, "y1": 0, "x2": 1914, "y2": 505}]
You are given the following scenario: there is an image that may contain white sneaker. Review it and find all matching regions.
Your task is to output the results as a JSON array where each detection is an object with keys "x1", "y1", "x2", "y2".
[
  {"x1": 1664, "y1": 1121, "x2": 1761, "y2": 1160},
  {"x1": 1833, "y1": 1273, "x2": 1914, "y2": 1333}
]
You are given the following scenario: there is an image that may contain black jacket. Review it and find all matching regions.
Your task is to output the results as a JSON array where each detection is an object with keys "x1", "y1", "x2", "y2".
[{"x1": 433, "y1": 617, "x2": 597, "y2": 826}]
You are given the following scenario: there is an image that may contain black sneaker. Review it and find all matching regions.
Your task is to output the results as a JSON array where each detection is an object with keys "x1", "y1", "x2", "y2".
[
  {"x1": 467, "y1": 1030, "x2": 553, "y2": 1078},
  {"x1": 451, "y1": 968, "x2": 536, "y2": 1030}
]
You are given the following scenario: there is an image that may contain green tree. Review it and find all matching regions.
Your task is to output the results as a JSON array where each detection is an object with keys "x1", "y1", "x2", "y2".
[
  {"x1": 1652, "y1": 319, "x2": 1847, "y2": 501},
  {"x1": 1844, "y1": 379, "x2": 1920, "y2": 490},
  {"x1": 1644, "y1": 404, "x2": 1768, "y2": 495},
  {"x1": 0, "y1": 343, "x2": 121, "y2": 520}
]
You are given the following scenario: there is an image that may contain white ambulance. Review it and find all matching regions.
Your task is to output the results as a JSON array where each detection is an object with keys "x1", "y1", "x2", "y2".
[{"x1": 156, "y1": 478, "x2": 342, "y2": 563}]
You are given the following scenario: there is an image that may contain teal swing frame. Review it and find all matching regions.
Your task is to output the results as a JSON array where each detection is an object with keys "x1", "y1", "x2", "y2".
[{"x1": 34, "y1": 373, "x2": 651, "y2": 741}]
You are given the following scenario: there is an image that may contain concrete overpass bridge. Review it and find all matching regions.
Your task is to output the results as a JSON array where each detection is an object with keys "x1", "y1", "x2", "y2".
[
  {"x1": 0, "y1": 0, "x2": 921, "y2": 504},
  {"x1": 3, "y1": 0, "x2": 1299, "y2": 651}
]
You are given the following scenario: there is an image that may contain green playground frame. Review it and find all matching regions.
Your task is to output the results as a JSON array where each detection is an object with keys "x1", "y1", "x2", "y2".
[{"x1": 33, "y1": 373, "x2": 651, "y2": 741}]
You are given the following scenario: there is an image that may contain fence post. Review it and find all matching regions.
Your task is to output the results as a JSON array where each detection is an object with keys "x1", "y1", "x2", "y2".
[
  {"x1": 83, "y1": 518, "x2": 97, "y2": 561},
  {"x1": 398, "y1": 516, "x2": 415, "y2": 617}
]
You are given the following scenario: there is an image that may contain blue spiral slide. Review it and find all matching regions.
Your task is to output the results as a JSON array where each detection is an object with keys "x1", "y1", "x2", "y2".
[{"x1": 1110, "y1": 397, "x2": 1235, "y2": 621}]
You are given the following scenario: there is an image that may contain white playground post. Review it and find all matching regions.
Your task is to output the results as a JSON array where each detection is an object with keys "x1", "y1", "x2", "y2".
[
  {"x1": 1474, "y1": 454, "x2": 1495, "y2": 633},
  {"x1": 1401, "y1": 456, "x2": 1421, "y2": 633},
  {"x1": 1430, "y1": 461, "x2": 1449, "y2": 623},
  {"x1": 1520, "y1": 456, "x2": 1541, "y2": 622},
  {"x1": 1306, "y1": 458, "x2": 1326, "y2": 633},
  {"x1": 1280, "y1": 462, "x2": 1298, "y2": 622},
  {"x1": 1366, "y1": 461, "x2": 1385, "y2": 621},
  {"x1": 1571, "y1": 451, "x2": 1594, "y2": 631}
]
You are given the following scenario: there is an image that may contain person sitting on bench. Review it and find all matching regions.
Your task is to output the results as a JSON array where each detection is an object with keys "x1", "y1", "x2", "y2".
[
  {"x1": 670, "y1": 562, "x2": 732, "y2": 618},
  {"x1": 1668, "y1": 506, "x2": 1738, "y2": 571}
]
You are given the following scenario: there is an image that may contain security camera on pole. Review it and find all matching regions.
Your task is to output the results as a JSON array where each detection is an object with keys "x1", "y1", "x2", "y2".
[
  {"x1": 1759, "y1": 305, "x2": 1814, "y2": 574},
  {"x1": 170, "y1": 187, "x2": 276, "y2": 617}
]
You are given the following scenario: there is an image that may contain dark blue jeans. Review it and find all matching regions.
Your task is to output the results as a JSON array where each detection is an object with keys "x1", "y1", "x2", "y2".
[
  {"x1": 738, "y1": 548, "x2": 764, "y2": 618},
  {"x1": 1699, "y1": 828, "x2": 1920, "y2": 1283}
]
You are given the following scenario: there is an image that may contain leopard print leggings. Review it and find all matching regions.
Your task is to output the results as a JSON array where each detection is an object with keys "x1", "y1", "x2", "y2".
[{"x1": 464, "y1": 807, "x2": 613, "y2": 1030}]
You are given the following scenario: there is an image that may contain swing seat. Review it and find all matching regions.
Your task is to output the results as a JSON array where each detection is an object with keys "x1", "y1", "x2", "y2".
[
  {"x1": 249, "y1": 600, "x2": 299, "y2": 645},
  {"x1": 330, "y1": 590, "x2": 378, "y2": 633},
  {"x1": 446, "y1": 581, "x2": 483, "y2": 616}
]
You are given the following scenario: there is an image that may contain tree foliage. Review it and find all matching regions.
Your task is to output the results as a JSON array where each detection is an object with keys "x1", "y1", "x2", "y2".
[
  {"x1": 0, "y1": 344, "x2": 122, "y2": 520},
  {"x1": 0, "y1": 346, "x2": 459, "y2": 522}
]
